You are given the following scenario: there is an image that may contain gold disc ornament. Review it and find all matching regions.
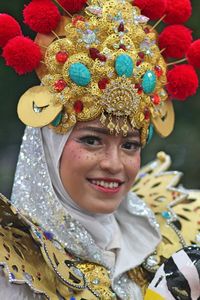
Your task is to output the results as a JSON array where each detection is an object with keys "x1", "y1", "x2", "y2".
[
  {"x1": 152, "y1": 100, "x2": 175, "y2": 138},
  {"x1": 17, "y1": 86, "x2": 63, "y2": 128}
]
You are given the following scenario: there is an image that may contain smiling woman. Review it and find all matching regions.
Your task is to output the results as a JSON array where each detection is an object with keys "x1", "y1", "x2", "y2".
[{"x1": 0, "y1": 0, "x2": 200, "y2": 299}]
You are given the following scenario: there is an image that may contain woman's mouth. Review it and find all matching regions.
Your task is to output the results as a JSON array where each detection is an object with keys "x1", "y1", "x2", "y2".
[{"x1": 87, "y1": 178, "x2": 124, "y2": 194}]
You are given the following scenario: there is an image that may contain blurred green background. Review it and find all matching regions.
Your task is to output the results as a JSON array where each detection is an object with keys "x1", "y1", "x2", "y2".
[{"x1": 0, "y1": 1, "x2": 200, "y2": 198}]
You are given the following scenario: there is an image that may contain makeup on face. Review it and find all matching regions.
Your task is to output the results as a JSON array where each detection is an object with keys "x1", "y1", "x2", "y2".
[{"x1": 60, "y1": 118, "x2": 141, "y2": 214}]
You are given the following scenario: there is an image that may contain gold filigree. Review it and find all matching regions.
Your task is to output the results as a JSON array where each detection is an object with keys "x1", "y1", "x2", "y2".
[
  {"x1": 18, "y1": 0, "x2": 172, "y2": 144},
  {"x1": 126, "y1": 152, "x2": 200, "y2": 295},
  {"x1": 100, "y1": 77, "x2": 141, "y2": 117},
  {"x1": 0, "y1": 194, "x2": 116, "y2": 300},
  {"x1": 128, "y1": 267, "x2": 151, "y2": 297},
  {"x1": 45, "y1": 38, "x2": 76, "y2": 74},
  {"x1": 77, "y1": 263, "x2": 115, "y2": 299},
  {"x1": 131, "y1": 151, "x2": 200, "y2": 270}
]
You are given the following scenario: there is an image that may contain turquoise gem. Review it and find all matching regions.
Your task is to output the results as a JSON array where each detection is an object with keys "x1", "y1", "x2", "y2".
[
  {"x1": 142, "y1": 70, "x2": 156, "y2": 94},
  {"x1": 162, "y1": 211, "x2": 172, "y2": 220},
  {"x1": 147, "y1": 124, "x2": 154, "y2": 144},
  {"x1": 115, "y1": 54, "x2": 134, "y2": 78},
  {"x1": 69, "y1": 62, "x2": 91, "y2": 86},
  {"x1": 35, "y1": 230, "x2": 42, "y2": 239},
  {"x1": 51, "y1": 113, "x2": 62, "y2": 127}
]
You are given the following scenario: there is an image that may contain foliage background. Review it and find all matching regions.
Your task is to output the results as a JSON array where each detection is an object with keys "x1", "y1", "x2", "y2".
[{"x1": 0, "y1": 0, "x2": 200, "y2": 198}]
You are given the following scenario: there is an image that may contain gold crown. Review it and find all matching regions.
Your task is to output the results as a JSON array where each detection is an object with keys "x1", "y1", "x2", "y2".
[{"x1": 18, "y1": 0, "x2": 175, "y2": 145}]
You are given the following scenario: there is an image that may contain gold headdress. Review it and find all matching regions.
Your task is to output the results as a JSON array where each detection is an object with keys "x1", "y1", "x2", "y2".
[{"x1": 2, "y1": 0, "x2": 200, "y2": 145}]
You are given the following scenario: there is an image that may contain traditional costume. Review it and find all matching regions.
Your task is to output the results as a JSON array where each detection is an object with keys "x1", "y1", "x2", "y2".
[{"x1": 0, "y1": 0, "x2": 200, "y2": 299}]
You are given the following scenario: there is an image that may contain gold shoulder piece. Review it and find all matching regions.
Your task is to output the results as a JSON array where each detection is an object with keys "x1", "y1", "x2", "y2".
[
  {"x1": 132, "y1": 152, "x2": 200, "y2": 269},
  {"x1": 129, "y1": 153, "x2": 200, "y2": 295},
  {"x1": 0, "y1": 194, "x2": 115, "y2": 300}
]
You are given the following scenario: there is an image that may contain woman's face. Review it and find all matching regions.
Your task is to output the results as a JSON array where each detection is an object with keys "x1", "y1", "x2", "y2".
[{"x1": 60, "y1": 118, "x2": 141, "y2": 214}]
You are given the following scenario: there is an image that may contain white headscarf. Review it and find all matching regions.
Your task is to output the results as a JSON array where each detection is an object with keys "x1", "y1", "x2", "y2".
[
  {"x1": 41, "y1": 126, "x2": 161, "y2": 275},
  {"x1": 11, "y1": 125, "x2": 161, "y2": 299},
  {"x1": 42, "y1": 126, "x2": 119, "y2": 250}
]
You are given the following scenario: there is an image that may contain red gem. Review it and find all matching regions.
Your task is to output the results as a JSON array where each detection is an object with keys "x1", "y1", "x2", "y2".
[
  {"x1": 135, "y1": 83, "x2": 143, "y2": 94},
  {"x1": 144, "y1": 27, "x2": 150, "y2": 34},
  {"x1": 119, "y1": 44, "x2": 126, "y2": 51},
  {"x1": 72, "y1": 15, "x2": 85, "y2": 26},
  {"x1": 54, "y1": 79, "x2": 67, "y2": 92},
  {"x1": 97, "y1": 53, "x2": 107, "y2": 62},
  {"x1": 136, "y1": 60, "x2": 142, "y2": 66},
  {"x1": 144, "y1": 108, "x2": 151, "y2": 120},
  {"x1": 74, "y1": 100, "x2": 84, "y2": 113},
  {"x1": 138, "y1": 52, "x2": 145, "y2": 59},
  {"x1": 89, "y1": 48, "x2": 100, "y2": 60},
  {"x1": 98, "y1": 78, "x2": 109, "y2": 90},
  {"x1": 152, "y1": 94, "x2": 161, "y2": 105},
  {"x1": 118, "y1": 22, "x2": 125, "y2": 32},
  {"x1": 155, "y1": 65, "x2": 163, "y2": 77},
  {"x1": 56, "y1": 51, "x2": 69, "y2": 63}
]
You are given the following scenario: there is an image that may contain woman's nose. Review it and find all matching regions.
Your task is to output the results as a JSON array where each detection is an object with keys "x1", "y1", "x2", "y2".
[{"x1": 99, "y1": 147, "x2": 123, "y2": 174}]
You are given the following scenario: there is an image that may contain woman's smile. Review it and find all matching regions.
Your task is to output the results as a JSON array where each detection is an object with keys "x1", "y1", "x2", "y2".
[{"x1": 87, "y1": 177, "x2": 124, "y2": 194}]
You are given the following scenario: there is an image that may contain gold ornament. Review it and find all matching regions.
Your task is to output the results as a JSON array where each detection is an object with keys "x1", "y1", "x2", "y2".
[
  {"x1": 17, "y1": 0, "x2": 174, "y2": 145},
  {"x1": 18, "y1": 86, "x2": 62, "y2": 128}
]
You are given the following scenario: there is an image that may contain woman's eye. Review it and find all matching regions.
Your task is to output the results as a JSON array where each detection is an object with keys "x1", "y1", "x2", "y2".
[
  {"x1": 79, "y1": 136, "x2": 101, "y2": 146},
  {"x1": 122, "y1": 141, "x2": 141, "y2": 151}
]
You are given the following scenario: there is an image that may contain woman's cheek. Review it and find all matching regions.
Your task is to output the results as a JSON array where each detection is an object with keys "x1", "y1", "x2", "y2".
[{"x1": 128, "y1": 154, "x2": 141, "y2": 179}]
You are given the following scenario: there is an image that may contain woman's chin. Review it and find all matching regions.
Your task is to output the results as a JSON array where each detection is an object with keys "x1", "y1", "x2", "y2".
[{"x1": 83, "y1": 199, "x2": 122, "y2": 214}]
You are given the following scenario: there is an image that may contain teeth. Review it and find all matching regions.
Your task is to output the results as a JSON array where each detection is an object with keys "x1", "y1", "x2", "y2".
[{"x1": 91, "y1": 180, "x2": 120, "y2": 189}]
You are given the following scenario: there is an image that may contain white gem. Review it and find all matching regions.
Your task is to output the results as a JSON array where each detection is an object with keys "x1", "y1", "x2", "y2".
[
  {"x1": 146, "y1": 255, "x2": 158, "y2": 267},
  {"x1": 196, "y1": 233, "x2": 200, "y2": 244},
  {"x1": 92, "y1": 278, "x2": 100, "y2": 285},
  {"x1": 33, "y1": 102, "x2": 42, "y2": 113},
  {"x1": 71, "y1": 267, "x2": 83, "y2": 278},
  {"x1": 134, "y1": 15, "x2": 149, "y2": 24},
  {"x1": 52, "y1": 240, "x2": 62, "y2": 250},
  {"x1": 82, "y1": 30, "x2": 97, "y2": 44},
  {"x1": 23, "y1": 272, "x2": 33, "y2": 284},
  {"x1": 86, "y1": 6, "x2": 103, "y2": 17}
]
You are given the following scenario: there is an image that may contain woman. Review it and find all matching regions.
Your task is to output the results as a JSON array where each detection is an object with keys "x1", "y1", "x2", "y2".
[
  {"x1": 0, "y1": 118, "x2": 161, "y2": 299},
  {"x1": 0, "y1": 0, "x2": 200, "y2": 299}
]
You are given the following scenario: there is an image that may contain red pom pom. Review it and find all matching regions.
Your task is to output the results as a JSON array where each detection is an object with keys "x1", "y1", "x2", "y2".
[
  {"x1": 159, "y1": 25, "x2": 192, "y2": 59},
  {"x1": 164, "y1": 0, "x2": 192, "y2": 24},
  {"x1": 2, "y1": 36, "x2": 42, "y2": 75},
  {"x1": 187, "y1": 40, "x2": 200, "y2": 69},
  {"x1": 23, "y1": 0, "x2": 61, "y2": 34},
  {"x1": 0, "y1": 14, "x2": 22, "y2": 48},
  {"x1": 167, "y1": 65, "x2": 199, "y2": 100},
  {"x1": 133, "y1": 0, "x2": 167, "y2": 20},
  {"x1": 57, "y1": 0, "x2": 87, "y2": 13}
]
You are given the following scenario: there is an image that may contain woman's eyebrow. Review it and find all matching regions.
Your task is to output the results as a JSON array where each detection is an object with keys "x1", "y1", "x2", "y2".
[{"x1": 77, "y1": 126, "x2": 140, "y2": 138}]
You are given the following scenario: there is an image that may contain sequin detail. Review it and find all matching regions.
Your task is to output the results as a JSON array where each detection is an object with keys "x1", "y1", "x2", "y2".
[
  {"x1": 11, "y1": 127, "x2": 104, "y2": 266},
  {"x1": 113, "y1": 274, "x2": 142, "y2": 300},
  {"x1": 127, "y1": 194, "x2": 160, "y2": 232}
]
